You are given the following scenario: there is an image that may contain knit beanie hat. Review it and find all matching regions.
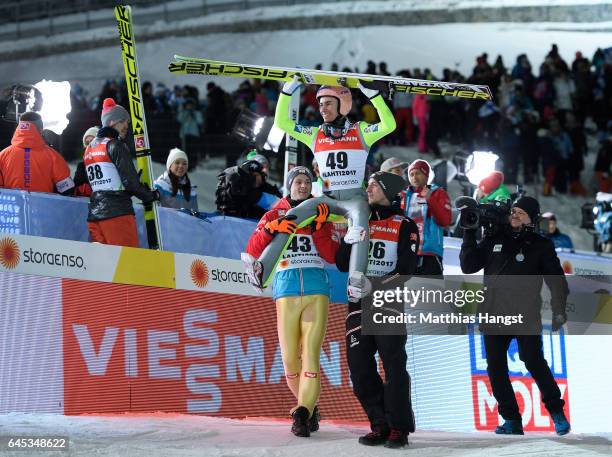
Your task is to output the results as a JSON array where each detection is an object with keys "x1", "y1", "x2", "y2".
[
  {"x1": 381, "y1": 157, "x2": 408, "y2": 173},
  {"x1": 250, "y1": 154, "x2": 269, "y2": 168},
  {"x1": 19, "y1": 111, "x2": 43, "y2": 133},
  {"x1": 101, "y1": 98, "x2": 130, "y2": 127},
  {"x1": 285, "y1": 166, "x2": 313, "y2": 192},
  {"x1": 479, "y1": 171, "x2": 504, "y2": 194},
  {"x1": 82, "y1": 126, "x2": 99, "y2": 147},
  {"x1": 166, "y1": 147, "x2": 189, "y2": 170},
  {"x1": 513, "y1": 196, "x2": 540, "y2": 222},
  {"x1": 407, "y1": 159, "x2": 431, "y2": 180},
  {"x1": 370, "y1": 171, "x2": 407, "y2": 203}
]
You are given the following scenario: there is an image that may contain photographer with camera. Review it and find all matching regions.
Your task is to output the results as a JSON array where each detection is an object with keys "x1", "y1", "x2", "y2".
[{"x1": 458, "y1": 195, "x2": 571, "y2": 436}]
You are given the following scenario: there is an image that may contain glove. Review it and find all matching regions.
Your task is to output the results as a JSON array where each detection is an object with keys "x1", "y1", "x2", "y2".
[
  {"x1": 344, "y1": 225, "x2": 366, "y2": 244},
  {"x1": 264, "y1": 214, "x2": 298, "y2": 236},
  {"x1": 312, "y1": 203, "x2": 330, "y2": 231},
  {"x1": 150, "y1": 189, "x2": 161, "y2": 202},
  {"x1": 358, "y1": 79, "x2": 381, "y2": 99},
  {"x1": 347, "y1": 271, "x2": 373, "y2": 301},
  {"x1": 282, "y1": 76, "x2": 302, "y2": 95},
  {"x1": 551, "y1": 312, "x2": 567, "y2": 331}
]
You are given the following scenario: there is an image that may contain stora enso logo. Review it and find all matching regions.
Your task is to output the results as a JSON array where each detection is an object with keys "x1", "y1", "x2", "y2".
[
  {"x1": 0, "y1": 237, "x2": 20, "y2": 269},
  {"x1": 190, "y1": 259, "x2": 209, "y2": 288}
]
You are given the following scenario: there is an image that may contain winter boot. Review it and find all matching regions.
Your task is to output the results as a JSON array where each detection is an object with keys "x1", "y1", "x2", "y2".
[
  {"x1": 494, "y1": 419, "x2": 524, "y2": 435},
  {"x1": 550, "y1": 410, "x2": 570, "y2": 436},
  {"x1": 384, "y1": 428, "x2": 409, "y2": 449},
  {"x1": 308, "y1": 406, "x2": 320, "y2": 432},
  {"x1": 358, "y1": 425, "x2": 390, "y2": 446},
  {"x1": 291, "y1": 406, "x2": 310, "y2": 437}
]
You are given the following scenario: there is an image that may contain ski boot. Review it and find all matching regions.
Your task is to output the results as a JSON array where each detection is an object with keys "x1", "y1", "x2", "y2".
[
  {"x1": 385, "y1": 429, "x2": 409, "y2": 449},
  {"x1": 550, "y1": 410, "x2": 570, "y2": 435},
  {"x1": 358, "y1": 425, "x2": 390, "y2": 446},
  {"x1": 308, "y1": 406, "x2": 320, "y2": 432},
  {"x1": 291, "y1": 406, "x2": 310, "y2": 437},
  {"x1": 494, "y1": 419, "x2": 524, "y2": 435}
]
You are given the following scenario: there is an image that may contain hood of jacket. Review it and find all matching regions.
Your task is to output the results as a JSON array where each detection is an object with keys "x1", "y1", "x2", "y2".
[{"x1": 11, "y1": 122, "x2": 46, "y2": 149}]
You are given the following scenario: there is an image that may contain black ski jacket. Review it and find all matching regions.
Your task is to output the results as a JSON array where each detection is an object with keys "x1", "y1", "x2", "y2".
[
  {"x1": 460, "y1": 226, "x2": 568, "y2": 333},
  {"x1": 87, "y1": 127, "x2": 156, "y2": 222},
  {"x1": 336, "y1": 204, "x2": 419, "y2": 287}
]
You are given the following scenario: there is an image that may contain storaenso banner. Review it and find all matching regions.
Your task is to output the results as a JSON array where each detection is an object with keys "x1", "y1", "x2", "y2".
[
  {"x1": 168, "y1": 56, "x2": 493, "y2": 101},
  {"x1": 23, "y1": 248, "x2": 85, "y2": 269},
  {"x1": 358, "y1": 275, "x2": 612, "y2": 336}
]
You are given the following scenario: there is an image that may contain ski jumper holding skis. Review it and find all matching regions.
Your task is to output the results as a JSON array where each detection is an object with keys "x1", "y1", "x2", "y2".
[
  {"x1": 246, "y1": 167, "x2": 338, "y2": 437},
  {"x1": 246, "y1": 76, "x2": 396, "y2": 300},
  {"x1": 85, "y1": 98, "x2": 159, "y2": 247}
]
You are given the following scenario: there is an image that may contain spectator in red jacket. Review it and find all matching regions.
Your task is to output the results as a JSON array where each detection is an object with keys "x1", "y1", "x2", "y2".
[
  {"x1": 0, "y1": 112, "x2": 74, "y2": 195},
  {"x1": 400, "y1": 159, "x2": 451, "y2": 275}
]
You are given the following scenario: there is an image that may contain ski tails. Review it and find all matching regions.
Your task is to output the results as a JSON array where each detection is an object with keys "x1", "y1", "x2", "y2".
[
  {"x1": 115, "y1": 5, "x2": 163, "y2": 250},
  {"x1": 168, "y1": 55, "x2": 493, "y2": 101}
]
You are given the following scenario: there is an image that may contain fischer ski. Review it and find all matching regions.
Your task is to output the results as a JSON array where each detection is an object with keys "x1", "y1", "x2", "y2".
[
  {"x1": 169, "y1": 55, "x2": 493, "y2": 101},
  {"x1": 115, "y1": 5, "x2": 163, "y2": 250}
]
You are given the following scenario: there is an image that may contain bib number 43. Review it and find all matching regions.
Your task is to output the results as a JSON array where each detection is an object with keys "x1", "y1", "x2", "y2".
[{"x1": 288, "y1": 236, "x2": 312, "y2": 253}]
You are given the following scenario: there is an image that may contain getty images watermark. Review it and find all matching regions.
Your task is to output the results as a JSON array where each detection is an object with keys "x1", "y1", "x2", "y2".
[
  {"x1": 369, "y1": 284, "x2": 523, "y2": 327},
  {"x1": 360, "y1": 275, "x2": 612, "y2": 336}
]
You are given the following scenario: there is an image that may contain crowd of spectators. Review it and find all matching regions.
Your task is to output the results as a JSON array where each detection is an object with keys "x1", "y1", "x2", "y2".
[
  {"x1": 0, "y1": 43, "x2": 610, "y2": 247},
  {"x1": 54, "y1": 43, "x2": 610, "y2": 198}
]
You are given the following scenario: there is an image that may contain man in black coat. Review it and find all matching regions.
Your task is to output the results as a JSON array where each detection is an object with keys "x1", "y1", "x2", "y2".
[
  {"x1": 336, "y1": 171, "x2": 419, "y2": 449},
  {"x1": 460, "y1": 196, "x2": 571, "y2": 436}
]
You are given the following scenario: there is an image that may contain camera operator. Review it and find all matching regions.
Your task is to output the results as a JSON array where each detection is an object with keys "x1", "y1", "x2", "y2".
[
  {"x1": 459, "y1": 196, "x2": 571, "y2": 436},
  {"x1": 592, "y1": 192, "x2": 612, "y2": 253}
]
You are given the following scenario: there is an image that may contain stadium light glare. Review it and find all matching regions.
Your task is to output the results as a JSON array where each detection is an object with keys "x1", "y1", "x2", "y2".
[
  {"x1": 465, "y1": 150, "x2": 499, "y2": 186},
  {"x1": 34, "y1": 80, "x2": 72, "y2": 135}
]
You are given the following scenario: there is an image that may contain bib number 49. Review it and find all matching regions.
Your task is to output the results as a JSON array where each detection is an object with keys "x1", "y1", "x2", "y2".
[{"x1": 325, "y1": 151, "x2": 348, "y2": 170}]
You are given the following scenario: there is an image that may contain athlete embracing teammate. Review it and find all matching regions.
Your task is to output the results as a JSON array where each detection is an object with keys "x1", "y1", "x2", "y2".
[
  {"x1": 246, "y1": 167, "x2": 338, "y2": 437},
  {"x1": 243, "y1": 76, "x2": 396, "y2": 303}
]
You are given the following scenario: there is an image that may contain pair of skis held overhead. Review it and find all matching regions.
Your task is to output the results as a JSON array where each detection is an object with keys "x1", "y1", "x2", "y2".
[{"x1": 168, "y1": 54, "x2": 492, "y2": 292}]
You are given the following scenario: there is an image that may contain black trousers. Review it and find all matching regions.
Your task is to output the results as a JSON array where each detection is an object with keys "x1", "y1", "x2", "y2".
[
  {"x1": 484, "y1": 334, "x2": 564, "y2": 420},
  {"x1": 346, "y1": 306, "x2": 415, "y2": 432},
  {"x1": 415, "y1": 255, "x2": 443, "y2": 276}
]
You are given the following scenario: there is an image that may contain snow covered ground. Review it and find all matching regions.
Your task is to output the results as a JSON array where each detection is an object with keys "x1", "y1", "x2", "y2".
[{"x1": 1, "y1": 412, "x2": 610, "y2": 457}]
